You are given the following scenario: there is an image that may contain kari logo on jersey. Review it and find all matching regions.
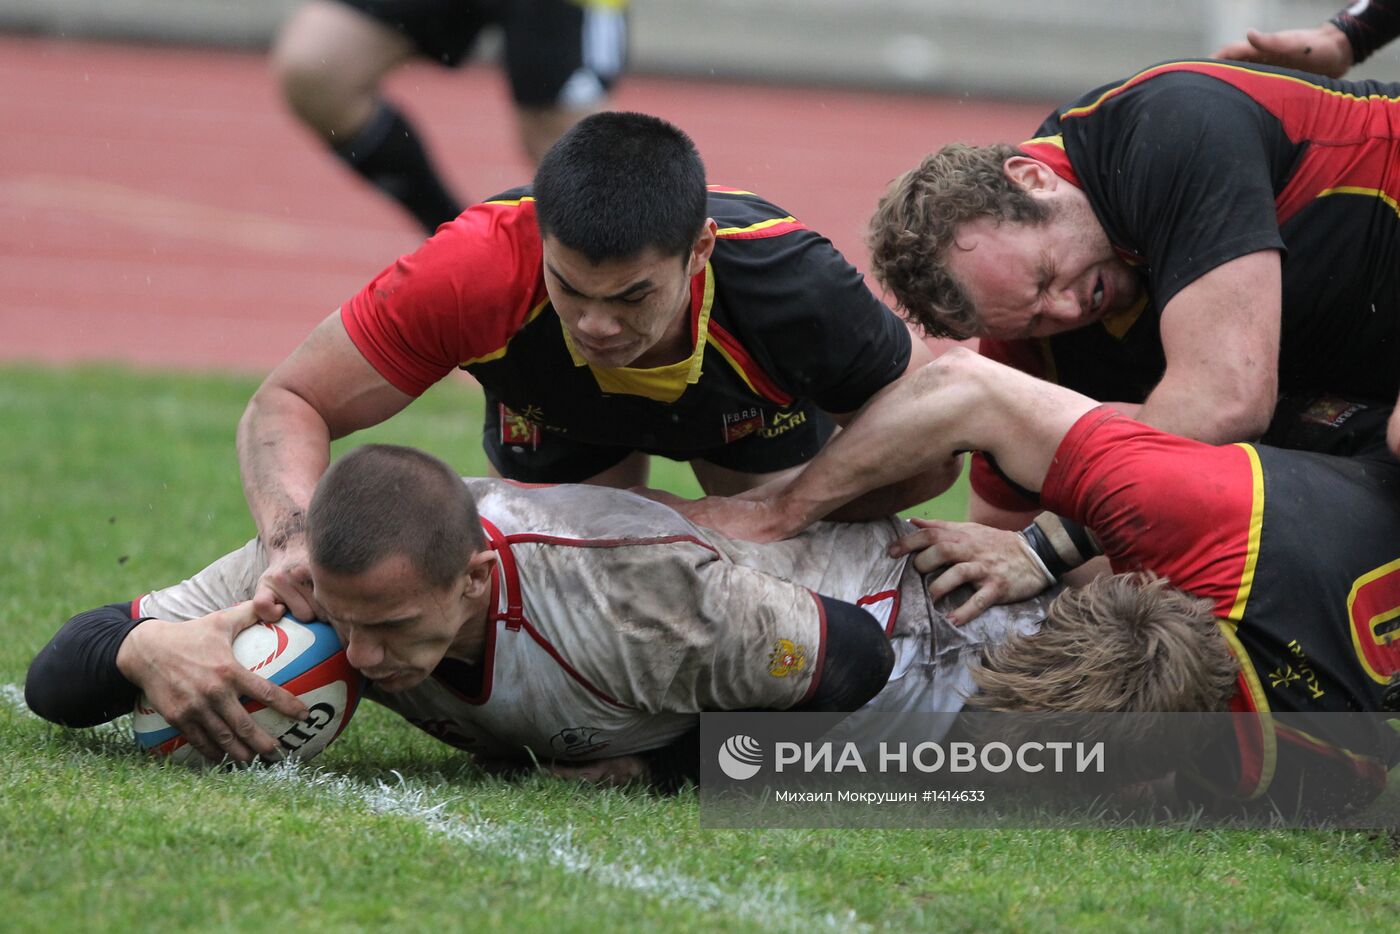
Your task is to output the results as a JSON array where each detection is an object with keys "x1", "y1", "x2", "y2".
[
  {"x1": 760, "y1": 409, "x2": 808, "y2": 439},
  {"x1": 721, "y1": 407, "x2": 764, "y2": 443},
  {"x1": 768, "y1": 639, "x2": 806, "y2": 678}
]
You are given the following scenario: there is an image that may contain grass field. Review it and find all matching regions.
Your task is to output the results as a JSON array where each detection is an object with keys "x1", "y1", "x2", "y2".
[{"x1": 3, "y1": 363, "x2": 1398, "y2": 932}]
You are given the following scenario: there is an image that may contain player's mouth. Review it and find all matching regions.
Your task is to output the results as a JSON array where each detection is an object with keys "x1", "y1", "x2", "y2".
[
  {"x1": 1089, "y1": 274, "x2": 1105, "y2": 317},
  {"x1": 575, "y1": 336, "x2": 629, "y2": 357}
]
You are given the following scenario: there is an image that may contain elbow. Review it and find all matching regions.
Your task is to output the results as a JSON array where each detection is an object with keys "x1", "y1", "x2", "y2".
[{"x1": 1207, "y1": 394, "x2": 1276, "y2": 444}]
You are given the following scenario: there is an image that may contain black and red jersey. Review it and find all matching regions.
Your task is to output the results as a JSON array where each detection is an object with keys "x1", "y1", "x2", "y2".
[
  {"x1": 973, "y1": 59, "x2": 1400, "y2": 511},
  {"x1": 1041, "y1": 407, "x2": 1400, "y2": 803},
  {"x1": 341, "y1": 185, "x2": 911, "y2": 467},
  {"x1": 1025, "y1": 60, "x2": 1400, "y2": 401}
]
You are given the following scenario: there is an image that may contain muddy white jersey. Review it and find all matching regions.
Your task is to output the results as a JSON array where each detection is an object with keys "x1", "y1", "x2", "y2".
[{"x1": 136, "y1": 479, "x2": 1048, "y2": 762}]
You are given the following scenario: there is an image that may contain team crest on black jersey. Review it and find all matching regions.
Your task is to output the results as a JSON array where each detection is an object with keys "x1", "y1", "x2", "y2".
[
  {"x1": 722, "y1": 407, "x2": 764, "y2": 444},
  {"x1": 500, "y1": 402, "x2": 542, "y2": 450}
]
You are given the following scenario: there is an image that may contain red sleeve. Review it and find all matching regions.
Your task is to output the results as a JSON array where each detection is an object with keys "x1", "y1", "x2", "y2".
[
  {"x1": 1039, "y1": 407, "x2": 1258, "y2": 612},
  {"x1": 340, "y1": 199, "x2": 549, "y2": 397},
  {"x1": 969, "y1": 337, "x2": 1055, "y2": 512}
]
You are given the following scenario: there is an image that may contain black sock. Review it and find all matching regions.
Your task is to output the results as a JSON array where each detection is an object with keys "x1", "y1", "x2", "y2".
[{"x1": 333, "y1": 101, "x2": 464, "y2": 233}]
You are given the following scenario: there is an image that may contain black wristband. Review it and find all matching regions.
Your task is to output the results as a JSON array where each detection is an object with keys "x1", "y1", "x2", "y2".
[
  {"x1": 1021, "y1": 513, "x2": 1103, "y2": 580},
  {"x1": 1020, "y1": 521, "x2": 1073, "y2": 580}
]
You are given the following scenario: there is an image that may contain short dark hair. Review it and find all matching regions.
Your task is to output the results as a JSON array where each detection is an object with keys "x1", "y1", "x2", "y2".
[
  {"x1": 533, "y1": 111, "x2": 708, "y2": 263},
  {"x1": 307, "y1": 444, "x2": 485, "y2": 590}
]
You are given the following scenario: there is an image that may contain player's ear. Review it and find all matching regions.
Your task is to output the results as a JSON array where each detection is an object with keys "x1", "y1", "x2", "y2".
[
  {"x1": 1002, "y1": 157, "x2": 1058, "y2": 195},
  {"x1": 686, "y1": 219, "x2": 718, "y2": 276},
  {"x1": 463, "y1": 548, "x2": 498, "y2": 598}
]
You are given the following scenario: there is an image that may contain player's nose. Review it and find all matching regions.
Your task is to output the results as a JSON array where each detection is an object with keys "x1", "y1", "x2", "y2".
[
  {"x1": 344, "y1": 631, "x2": 384, "y2": 672},
  {"x1": 575, "y1": 305, "x2": 623, "y2": 338},
  {"x1": 1044, "y1": 288, "x2": 1083, "y2": 323}
]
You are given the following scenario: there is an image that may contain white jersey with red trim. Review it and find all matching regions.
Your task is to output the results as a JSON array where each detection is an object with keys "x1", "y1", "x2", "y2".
[{"x1": 136, "y1": 479, "x2": 1048, "y2": 763}]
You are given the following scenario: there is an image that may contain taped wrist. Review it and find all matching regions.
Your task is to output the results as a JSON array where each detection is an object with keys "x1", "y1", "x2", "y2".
[{"x1": 1019, "y1": 513, "x2": 1102, "y2": 581}]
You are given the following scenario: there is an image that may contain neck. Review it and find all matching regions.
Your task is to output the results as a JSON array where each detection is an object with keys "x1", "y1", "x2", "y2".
[{"x1": 446, "y1": 591, "x2": 493, "y2": 665}]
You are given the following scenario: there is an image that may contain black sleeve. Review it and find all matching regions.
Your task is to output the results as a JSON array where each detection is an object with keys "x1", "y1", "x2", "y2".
[
  {"x1": 731, "y1": 230, "x2": 913, "y2": 415},
  {"x1": 792, "y1": 595, "x2": 895, "y2": 713},
  {"x1": 1332, "y1": 0, "x2": 1400, "y2": 63},
  {"x1": 25, "y1": 602, "x2": 148, "y2": 727}
]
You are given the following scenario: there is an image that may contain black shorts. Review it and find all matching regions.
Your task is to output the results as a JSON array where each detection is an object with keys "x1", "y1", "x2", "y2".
[
  {"x1": 482, "y1": 392, "x2": 838, "y2": 483},
  {"x1": 337, "y1": 0, "x2": 627, "y2": 107}
]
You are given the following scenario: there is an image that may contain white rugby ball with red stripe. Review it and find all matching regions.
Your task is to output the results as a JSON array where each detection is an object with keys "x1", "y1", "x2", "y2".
[{"x1": 133, "y1": 617, "x2": 363, "y2": 767}]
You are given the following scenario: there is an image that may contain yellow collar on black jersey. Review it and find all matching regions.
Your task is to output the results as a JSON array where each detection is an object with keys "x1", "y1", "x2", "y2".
[{"x1": 561, "y1": 262, "x2": 717, "y2": 402}]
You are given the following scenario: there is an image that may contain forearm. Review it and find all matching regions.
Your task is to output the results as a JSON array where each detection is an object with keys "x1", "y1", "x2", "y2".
[
  {"x1": 1136, "y1": 376, "x2": 1273, "y2": 443},
  {"x1": 25, "y1": 603, "x2": 146, "y2": 727},
  {"x1": 772, "y1": 353, "x2": 984, "y2": 534},
  {"x1": 825, "y1": 458, "x2": 963, "y2": 522},
  {"x1": 237, "y1": 386, "x2": 333, "y2": 546}
]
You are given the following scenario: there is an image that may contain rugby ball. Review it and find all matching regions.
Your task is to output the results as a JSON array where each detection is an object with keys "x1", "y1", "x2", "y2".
[{"x1": 133, "y1": 617, "x2": 363, "y2": 767}]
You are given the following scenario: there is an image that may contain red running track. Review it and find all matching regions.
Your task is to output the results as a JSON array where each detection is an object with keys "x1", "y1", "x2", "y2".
[{"x1": 0, "y1": 36, "x2": 1055, "y2": 373}]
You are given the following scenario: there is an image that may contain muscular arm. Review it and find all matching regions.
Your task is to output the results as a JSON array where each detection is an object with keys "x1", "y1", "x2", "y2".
[
  {"x1": 683, "y1": 348, "x2": 1099, "y2": 541},
  {"x1": 1136, "y1": 251, "x2": 1282, "y2": 443},
  {"x1": 237, "y1": 311, "x2": 414, "y2": 618},
  {"x1": 823, "y1": 332, "x2": 964, "y2": 519}
]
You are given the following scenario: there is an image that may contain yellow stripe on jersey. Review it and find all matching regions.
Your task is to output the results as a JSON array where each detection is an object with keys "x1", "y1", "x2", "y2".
[
  {"x1": 561, "y1": 264, "x2": 716, "y2": 403},
  {"x1": 715, "y1": 216, "x2": 798, "y2": 237},
  {"x1": 483, "y1": 196, "x2": 537, "y2": 206},
  {"x1": 1226, "y1": 443, "x2": 1266, "y2": 623},
  {"x1": 460, "y1": 296, "x2": 552, "y2": 367},
  {"x1": 1214, "y1": 620, "x2": 1278, "y2": 799},
  {"x1": 1021, "y1": 134, "x2": 1065, "y2": 149},
  {"x1": 1317, "y1": 185, "x2": 1400, "y2": 220},
  {"x1": 1062, "y1": 61, "x2": 1400, "y2": 121}
]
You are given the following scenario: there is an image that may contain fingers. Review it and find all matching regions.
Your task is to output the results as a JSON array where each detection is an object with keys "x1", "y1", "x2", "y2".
[
  {"x1": 925, "y1": 560, "x2": 979, "y2": 601},
  {"x1": 888, "y1": 519, "x2": 956, "y2": 557},
  {"x1": 1213, "y1": 39, "x2": 1259, "y2": 61},
  {"x1": 235, "y1": 667, "x2": 310, "y2": 722},
  {"x1": 167, "y1": 692, "x2": 257, "y2": 764},
  {"x1": 251, "y1": 582, "x2": 289, "y2": 624},
  {"x1": 946, "y1": 584, "x2": 1002, "y2": 627}
]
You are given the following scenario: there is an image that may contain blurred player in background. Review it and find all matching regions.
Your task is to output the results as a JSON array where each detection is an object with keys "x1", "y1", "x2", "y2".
[
  {"x1": 1215, "y1": 0, "x2": 1399, "y2": 78},
  {"x1": 271, "y1": 0, "x2": 628, "y2": 233},
  {"x1": 237, "y1": 112, "x2": 946, "y2": 624},
  {"x1": 866, "y1": 59, "x2": 1400, "y2": 531},
  {"x1": 25, "y1": 444, "x2": 1048, "y2": 790}
]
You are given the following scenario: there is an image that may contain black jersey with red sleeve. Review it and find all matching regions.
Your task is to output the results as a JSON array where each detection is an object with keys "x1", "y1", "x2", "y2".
[
  {"x1": 340, "y1": 185, "x2": 911, "y2": 465},
  {"x1": 1040, "y1": 408, "x2": 1400, "y2": 803},
  {"x1": 1022, "y1": 60, "x2": 1400, "y2": 403}
]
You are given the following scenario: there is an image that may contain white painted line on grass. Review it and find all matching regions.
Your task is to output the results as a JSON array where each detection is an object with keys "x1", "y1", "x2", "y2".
[{"x1": 3, "y1": 684, "x2": 863, "y2": 931}]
